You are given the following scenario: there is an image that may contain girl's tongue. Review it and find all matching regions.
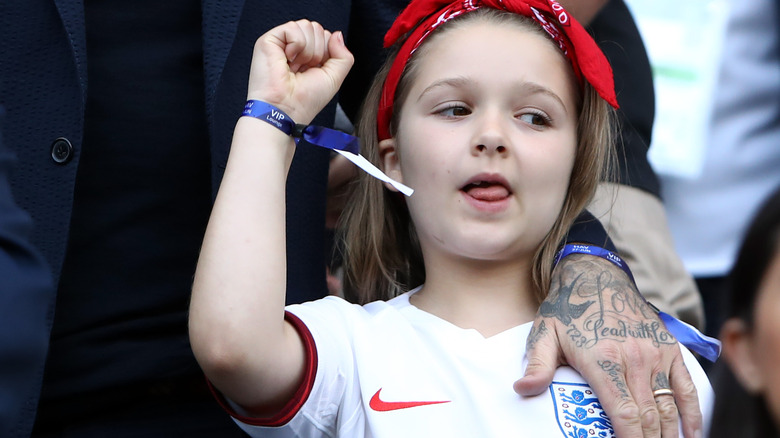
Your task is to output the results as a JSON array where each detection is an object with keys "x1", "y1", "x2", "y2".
[{"x1": 464, "y1": 183, "x2": 510, "y2": 201}]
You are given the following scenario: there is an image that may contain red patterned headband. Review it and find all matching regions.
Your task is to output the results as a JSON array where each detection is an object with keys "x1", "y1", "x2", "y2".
[{"x1": 377, "y1": 0, "x2": 619, "y2": 140}]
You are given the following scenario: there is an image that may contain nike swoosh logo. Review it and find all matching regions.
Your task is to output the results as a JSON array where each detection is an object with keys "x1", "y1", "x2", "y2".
[{"x1": 369, "y1": 388, "x2": 450, "y2": 412}]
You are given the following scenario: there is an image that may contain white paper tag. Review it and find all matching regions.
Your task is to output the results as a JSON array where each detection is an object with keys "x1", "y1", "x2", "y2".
[{"x1": 334, "y1": 149, "x2": 414, "y2": 196}]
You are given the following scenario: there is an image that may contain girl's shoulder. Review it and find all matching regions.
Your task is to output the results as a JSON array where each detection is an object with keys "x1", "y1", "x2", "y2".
[{"x1": 285, "y1": 290, "x2": 416, "y2": 327}]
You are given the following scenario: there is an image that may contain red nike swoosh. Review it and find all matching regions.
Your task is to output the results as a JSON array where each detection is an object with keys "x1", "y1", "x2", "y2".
[{"x1": 369, "y1": 388, "x2": 450, "y2": 412}]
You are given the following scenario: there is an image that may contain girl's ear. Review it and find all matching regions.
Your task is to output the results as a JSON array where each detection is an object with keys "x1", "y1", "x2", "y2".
[
  {"x1": 379, "y1": 138, "x2": 404, "y2": 192},
  {"x1": 721, "y1": 318, "x2": 765, "y2": 393}
]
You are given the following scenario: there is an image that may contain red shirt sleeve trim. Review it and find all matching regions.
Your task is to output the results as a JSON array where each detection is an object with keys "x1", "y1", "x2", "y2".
[{"x1": 207, "y1": 310, "x2": 319, "y2": 427}]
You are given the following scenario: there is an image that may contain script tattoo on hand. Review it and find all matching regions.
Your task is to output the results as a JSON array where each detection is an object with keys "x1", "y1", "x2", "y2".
[
  {"x1": 526, "y1": 320, "x2": 548, "y2": 351},
  {"x1": 540, "y1": 255, "x2": 676, "y2": 349},
  {"x1": 599, "y1": 360, "x2": 630, "y2": 400}
]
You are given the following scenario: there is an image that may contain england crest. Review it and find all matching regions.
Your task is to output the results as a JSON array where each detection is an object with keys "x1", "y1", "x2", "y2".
[{"x1": 549, "y1": 381, "x2": 615, "y2": 438}]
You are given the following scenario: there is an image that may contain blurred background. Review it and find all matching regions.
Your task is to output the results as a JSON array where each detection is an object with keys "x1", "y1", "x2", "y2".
[{"x1": 624, "y1": 0, "x2": 780, "y2": 338}]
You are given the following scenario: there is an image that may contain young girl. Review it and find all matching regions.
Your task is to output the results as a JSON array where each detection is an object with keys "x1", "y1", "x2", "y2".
[{"x1": 189, "y1": 1, "x2": 712, "y2": 436}]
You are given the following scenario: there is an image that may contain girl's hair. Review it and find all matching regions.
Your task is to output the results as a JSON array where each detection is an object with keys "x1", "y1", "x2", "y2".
[
  {"x1": 339, "y1": 8, "x2": 615, "y2": 304},
  {"x1": 709, "y1": 185, "x2": 780, "y2": 438}
]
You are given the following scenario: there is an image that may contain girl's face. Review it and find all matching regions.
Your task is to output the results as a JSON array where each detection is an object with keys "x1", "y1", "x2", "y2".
[
  {"x1": 725, "y1": 248, "x2": 780, "y2": 424},
  {"x1": 381, "y1": 20, "x2": 579, "y2": 268}
]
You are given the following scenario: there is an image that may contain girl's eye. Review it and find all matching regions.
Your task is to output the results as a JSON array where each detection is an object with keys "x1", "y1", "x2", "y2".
[
  {"x1": 518, "y1": 112, "x2": 551, "y2": 126},
  {"x1": 438, "y1": 106, "x2": 471, "y2": 117}
]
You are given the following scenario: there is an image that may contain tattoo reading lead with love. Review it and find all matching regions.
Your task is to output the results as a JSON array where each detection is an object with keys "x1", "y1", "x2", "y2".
[
  {"x1": 543, "y1": 256, "x2": 676, "y2": 349},
  {"x1": 584, "y1": 318, "x2": 676, "y2": 347}
]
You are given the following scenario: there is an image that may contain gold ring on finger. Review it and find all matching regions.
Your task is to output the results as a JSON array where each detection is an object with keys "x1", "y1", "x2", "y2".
[{"x1": 652, "y1": 388, "x2": 674, "y2": 398}]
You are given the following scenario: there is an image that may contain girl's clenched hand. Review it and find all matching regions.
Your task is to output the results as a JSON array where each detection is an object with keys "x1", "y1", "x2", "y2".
[{"x1": 247, "y1": 20, "x2": 354, "y2": 124}]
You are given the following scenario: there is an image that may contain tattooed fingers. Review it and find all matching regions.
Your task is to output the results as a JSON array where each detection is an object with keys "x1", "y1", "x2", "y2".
[
  {"x1": 653, "y1": 372, "x2": 671, "y2": 392},
  {"x1": 625, "y1": 358, "x2": 673, "y2": 438},
  {"x1": 652, "y1": 371, "x2": 680, "y2": 438},
  {"x1": 592, "y1": 359, "x2": 645, "y2": 437}
]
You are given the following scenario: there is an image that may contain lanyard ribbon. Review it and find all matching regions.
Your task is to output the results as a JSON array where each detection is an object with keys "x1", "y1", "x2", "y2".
[
  {"x1": 242, "y1": 100, "x2": 414, "y2": 196},
  {"x1": 657, "y1": 310, "x2": 721, "y2": 363}
]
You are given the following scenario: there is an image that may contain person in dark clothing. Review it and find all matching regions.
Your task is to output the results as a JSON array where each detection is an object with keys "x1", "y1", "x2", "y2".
[{"x1": 0, "y1": 108, "x2": 55, "y2": 438}]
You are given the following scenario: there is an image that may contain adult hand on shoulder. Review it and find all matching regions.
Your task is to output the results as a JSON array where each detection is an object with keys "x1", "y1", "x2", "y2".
[
  {"x1": 248, "y1": 19, "x2": 354, "y2": 125},
  {"x1": 514, "y1": 255, "x2": 702, "y2": 438}
]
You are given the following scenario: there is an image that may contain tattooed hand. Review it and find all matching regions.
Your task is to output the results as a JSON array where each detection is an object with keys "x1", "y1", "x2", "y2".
[{"x1": 514, "y1": 254, "x2": 702, "y2": 438}]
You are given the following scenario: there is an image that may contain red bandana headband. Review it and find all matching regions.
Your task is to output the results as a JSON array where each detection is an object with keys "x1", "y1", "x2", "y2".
[{"x1": 377, "y1": 0, "x2": 619, "y2": 140}]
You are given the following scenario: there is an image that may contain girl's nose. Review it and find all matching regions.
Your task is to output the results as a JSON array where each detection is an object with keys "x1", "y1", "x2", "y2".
[
  {"x1": 474, "y1": 143, "x2": 507, "y2": 155},
  {"x1": 472, "y1": 112, "x2": 509, "y2": 157}
]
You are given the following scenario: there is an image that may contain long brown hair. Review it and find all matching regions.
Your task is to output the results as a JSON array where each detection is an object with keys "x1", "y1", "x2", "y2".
[{"x1": 339, "y1": 9, "x2": 615, "y2": 304}]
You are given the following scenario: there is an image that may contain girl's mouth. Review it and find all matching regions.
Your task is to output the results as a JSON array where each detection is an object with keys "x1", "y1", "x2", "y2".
[
  {"x1": 460, "y1": 174, "x2": 512, "y2": 213},
  {"x1": 461, "y1": 173, "x2": 512, "y2": 201},
  {"x1": 462, "y1": 181, "x2": 510, "y2": 201}
]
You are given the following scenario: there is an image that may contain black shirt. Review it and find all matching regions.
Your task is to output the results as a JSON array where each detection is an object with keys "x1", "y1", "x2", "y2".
[
  {"x1": 36, "y1": 0, "x2": 212, "y2": 423},
  {"x1": 591, "y1": 0, "x2": 660, "y2": 197}
]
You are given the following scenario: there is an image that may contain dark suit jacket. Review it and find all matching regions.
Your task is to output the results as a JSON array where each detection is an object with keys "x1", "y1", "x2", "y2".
[
  {"x1": 0, "y1": 0, "x2": 404, "y2": 297},
  {"x1": 0, "y1": 108, "x2": 55, "y2": 438}
]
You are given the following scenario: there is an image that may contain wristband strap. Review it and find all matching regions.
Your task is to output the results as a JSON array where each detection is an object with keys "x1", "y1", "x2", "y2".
[
  {"x1": 553, "y1": 243, "x2": 721, "y2": 362},
  {"x1": 242, "y1": 100, "x2": 360, "y2": 155},
  {"x1": 554, "y1": 244, "x2": 635, "y2": 285},
  {"x1": 658, "y1": 310, "x2": 721, "y2": 362},
  {"x1": 241, "y1": 100, "x2": 413, "y2": 196},
  {"x1": 242, "y1": 100, "x2": 296, "y2": 135}
]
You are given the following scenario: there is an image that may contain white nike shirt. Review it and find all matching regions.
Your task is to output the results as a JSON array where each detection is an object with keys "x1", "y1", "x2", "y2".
[{"x1": 216, "y1": 288, "x2": 713, "y2": 438}]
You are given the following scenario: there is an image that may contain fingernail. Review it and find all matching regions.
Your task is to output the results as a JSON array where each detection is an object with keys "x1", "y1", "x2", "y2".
[{"x1": 336, "y1": 31, "x2": 345, "y2": 45}]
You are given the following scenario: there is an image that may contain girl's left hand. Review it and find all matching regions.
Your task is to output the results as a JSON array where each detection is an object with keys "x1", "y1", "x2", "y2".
[{"x1": 246, "y1": 19, "x2": 354, "y2": 125}]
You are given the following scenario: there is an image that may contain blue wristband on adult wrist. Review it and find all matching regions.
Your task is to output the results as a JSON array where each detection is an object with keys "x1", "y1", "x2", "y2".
[
  {"x1": 554, "y1": 244, "x2": 636, "y2": 285},
  {"x1": 553, "y1": 243, "x2": 722, "y2": 362}
]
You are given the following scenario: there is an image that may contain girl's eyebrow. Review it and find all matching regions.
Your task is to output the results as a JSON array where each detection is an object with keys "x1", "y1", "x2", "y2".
[
  {"x1": 522, "y1": 82, "x2": 569, "y2": 115},
  {"x1": 417, "y1": 76, "x2": 471, "y2": 102},
  {"x1": 417, "y1": 77, "x2": 569, "y2": 115}
]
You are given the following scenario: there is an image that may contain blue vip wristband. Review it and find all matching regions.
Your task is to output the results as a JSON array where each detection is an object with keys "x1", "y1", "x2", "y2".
[
  {"x1": 554, "y1": 243, "x2": 722, "y2": 362},
  {"x1": 554, "y1": 244, "x2": 636, "y2": 285},
  {"x1": 241, "y1": 100, "x2": 360, "y2": 155}
]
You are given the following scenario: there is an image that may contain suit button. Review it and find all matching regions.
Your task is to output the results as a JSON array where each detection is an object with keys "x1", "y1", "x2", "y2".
[{"x1": 51, "y1": 137, "x2": 73, "y2": 164}]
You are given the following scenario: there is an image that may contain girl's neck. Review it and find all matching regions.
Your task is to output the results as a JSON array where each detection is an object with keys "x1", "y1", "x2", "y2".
[{"x1": 409, "y1": 255, "x2": 538, "y2": 338}]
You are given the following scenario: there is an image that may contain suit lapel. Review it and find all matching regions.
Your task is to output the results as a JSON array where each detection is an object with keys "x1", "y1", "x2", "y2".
[
  {"x1": 201, "y1": 0, "x2": 246, "y2": 113},
  {"x1": 52, "y1": 0, "x2": 88, "y2": 107}
]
